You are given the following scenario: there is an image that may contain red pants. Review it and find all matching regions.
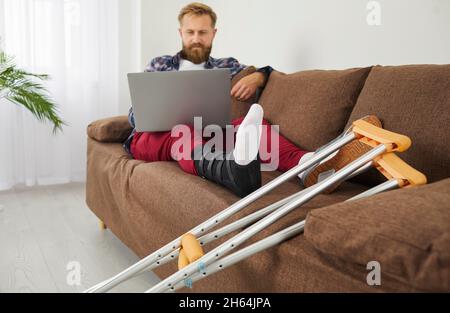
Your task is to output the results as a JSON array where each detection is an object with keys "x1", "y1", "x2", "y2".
[{"x1": 130, "y1": 117, "x2": 309, "y2": 175}]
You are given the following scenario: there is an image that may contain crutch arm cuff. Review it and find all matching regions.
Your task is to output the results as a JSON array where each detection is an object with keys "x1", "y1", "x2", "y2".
[
  {"x1": 374, "y1": 153, "x2": 427, "y2": 187},
  {"x1": 352, "y1": 119, "x2": 412, "y2": 152}
]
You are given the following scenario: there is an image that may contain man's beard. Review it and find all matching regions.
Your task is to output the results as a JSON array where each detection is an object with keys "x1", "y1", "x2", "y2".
[{"x1": 181, "y1": 43, "x2": 212, "y2": 64}]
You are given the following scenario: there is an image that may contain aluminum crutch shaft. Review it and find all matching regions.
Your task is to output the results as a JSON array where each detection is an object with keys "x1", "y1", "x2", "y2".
[
  {"x1": 172, "y1": 177, "x2": 400, "y2": 292},
  {"x1": 147, "y1": 144, "x2": 386, "y2": 293},
  {"x1": 171, "y1": 220, "x2": 306, "y2": 292},
  {"x1": 127, "y1": 161, "x2": 375, "y2": 281},
  {"x1": 131, "y1": 191, "x2": 305, "y2": 279},
  {"x1": 85, "y1": 133, "x2": 356, "y2": 293}
]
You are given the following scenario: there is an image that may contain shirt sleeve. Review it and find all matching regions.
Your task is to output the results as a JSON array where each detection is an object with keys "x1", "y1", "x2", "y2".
[
  {"x1": 256, "y1": 65, "x2": 274, "y2": 85},
  {"x1": 144, "y1": 58, "x2": 158, "y2": 72},
  {"x1": 128, "y1": 106, "x2": 135, "y2": 128},
  {"x1": 227, "y1": 58, "x2": 248, "y2": 79}
]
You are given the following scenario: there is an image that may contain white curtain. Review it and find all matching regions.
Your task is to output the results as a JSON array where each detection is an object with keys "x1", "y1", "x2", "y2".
[{"x1": 0, "y1": 0, "x2": 122, "y2": 190}]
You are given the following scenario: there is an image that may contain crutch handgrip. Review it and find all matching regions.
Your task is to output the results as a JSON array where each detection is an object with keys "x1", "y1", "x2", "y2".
[
  {"x1": 178, "y1": 248, "x2": 190, "y2": 270},
  {"x1": 180, "y1": 233, "x2": 204, "y2": 264},
  {"x1": 352, "y1": 119, "x2": 411, "y2": 152},
  {"x1": 374, "y1": 152, "x2": 427, "y2": 187}
]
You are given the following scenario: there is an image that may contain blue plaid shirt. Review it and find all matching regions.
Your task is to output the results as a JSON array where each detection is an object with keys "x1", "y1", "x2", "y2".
[{"x1": 124, "y1": 51, "x2": 273, "y2": 154}]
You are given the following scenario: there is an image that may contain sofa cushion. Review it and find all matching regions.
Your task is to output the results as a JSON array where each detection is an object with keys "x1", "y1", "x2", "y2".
[
  {"x1": 258, "y1": 67, "x2": 372, "y2": 151},
  {"x1": 87, "y1": 116, "x2": 132, "y2": 143},
  {"x1": 346, "y1": 64, "x2": 450, "y2": 184},
  {"x1": 305, "y1": 179, "x2": 450, "y2": 292}
]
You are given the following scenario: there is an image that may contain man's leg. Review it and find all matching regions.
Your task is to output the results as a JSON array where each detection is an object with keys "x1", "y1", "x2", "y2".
[
  {"x1": 231, "y1": 117, "x2": 310, "y2": 172},
  {"x1": 130, "y1": 131, "x2": 174, "y2": 162},
  {"x1": 130, "y1": 126, "x2": 205, "y2": 175},
  {"x1": 194, "y1": 104, "x2": 265, "y2": 197},
  {"x1": 232, "y1": 114, "x2": 382, "y2": 193}
]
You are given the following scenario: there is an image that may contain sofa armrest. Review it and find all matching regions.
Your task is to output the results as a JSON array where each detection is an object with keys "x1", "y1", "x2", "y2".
[
  {"x1": 230, "y1": 66, "x2": 257, "y2": 119},
  {"x1": 87, "y1": 115, "x2": 132, "y2": 143},
  {"x1": 304, "y1": 178, "x2": 450, "y2": 292}
]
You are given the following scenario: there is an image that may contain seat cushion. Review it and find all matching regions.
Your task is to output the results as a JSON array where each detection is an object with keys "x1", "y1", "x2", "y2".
[
  {"x1": 305, "y1": 179, "x2": 450, "y2": 292},
  {"x1": 258, "y1": 67, "x2": 372, "y2": 151},
  {"x1": 346, "y1": 64, "x2": 450, "y2": 184}
]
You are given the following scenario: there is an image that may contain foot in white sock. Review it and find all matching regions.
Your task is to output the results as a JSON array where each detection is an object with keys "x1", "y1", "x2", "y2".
[
  {"x1": 233, "y1": 104, "x2": 264, "y2": 165},
  {"x1": 193, "y1": 103, "x2": 264, "y2": 197}
]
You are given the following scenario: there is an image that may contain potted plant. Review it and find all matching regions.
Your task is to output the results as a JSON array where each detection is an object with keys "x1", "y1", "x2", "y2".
[{"x1": 0, "y1": 49, "x2": 65, "y2": 132}]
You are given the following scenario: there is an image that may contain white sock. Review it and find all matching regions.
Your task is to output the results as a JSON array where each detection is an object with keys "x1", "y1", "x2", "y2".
[{"x1": 233, "y1": 104, "x2": 264, "y2": 166}]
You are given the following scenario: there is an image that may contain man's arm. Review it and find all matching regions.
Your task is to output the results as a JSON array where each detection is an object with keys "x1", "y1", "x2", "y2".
[{"x1": 231, "y1": 65, "x2": 273, "y2": 101}]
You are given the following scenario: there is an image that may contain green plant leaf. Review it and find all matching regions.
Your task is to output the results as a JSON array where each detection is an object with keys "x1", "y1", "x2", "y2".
[{"x1": 0, "y1": 49, "x2": 66, "y2": 133}]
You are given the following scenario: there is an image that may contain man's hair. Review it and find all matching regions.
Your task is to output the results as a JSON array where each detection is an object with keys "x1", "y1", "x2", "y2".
[{"x1": 178, "y1": 2, "x2": 217, "y2": 27}]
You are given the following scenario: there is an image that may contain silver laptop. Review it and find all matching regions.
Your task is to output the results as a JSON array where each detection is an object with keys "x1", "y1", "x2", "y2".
[{"x1": 127, "y1": 69, "x2": 231, "y2": 132}]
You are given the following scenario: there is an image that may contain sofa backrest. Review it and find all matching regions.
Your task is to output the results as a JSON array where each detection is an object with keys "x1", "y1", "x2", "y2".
[
  {"x1": 258, "y1": 67, "x2": 372, "y2": 151},
  {"x1": 346, "y1": 64, "x2": 450, "y2": 184}
]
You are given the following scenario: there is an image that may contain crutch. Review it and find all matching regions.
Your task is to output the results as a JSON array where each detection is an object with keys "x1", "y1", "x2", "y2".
[
  {"x1": 144, "y1": 122, "x2": 413, "y2": 293},
  {"x1": 168, "y1": 152, "x2": 427, "y2": 292},
  {"x1": 86, "y1": 162, "x2": 374, "y2": 292},
  {"x1": 85, "y1": 119, "x2": 409, "y2": 293},
  {"x1": 85, "y1": 122, "x2": 360, "y2": 293}
]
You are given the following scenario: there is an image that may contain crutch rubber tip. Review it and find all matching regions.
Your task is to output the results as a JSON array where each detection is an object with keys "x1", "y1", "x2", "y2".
[
  {"x1": 181, "y1": 233, "x2": 205, "y2": 263},
  {"x1": 100, "y1": 220, "x2": 107, "y2": 230}
]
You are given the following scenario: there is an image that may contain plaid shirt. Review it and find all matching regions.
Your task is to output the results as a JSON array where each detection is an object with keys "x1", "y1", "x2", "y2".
[{"x1": 124, "y1": 51, "x2": 273, "y2": 154}]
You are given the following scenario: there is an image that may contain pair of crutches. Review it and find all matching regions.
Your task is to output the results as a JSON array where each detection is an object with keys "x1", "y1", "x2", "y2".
[{"x1": 85, "y1": 118, "x2": 426, "y2": 293}]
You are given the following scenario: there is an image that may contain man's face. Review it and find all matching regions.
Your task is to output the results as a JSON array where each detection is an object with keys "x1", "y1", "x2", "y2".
[{"x1": 179, "y1": 14, "x2": 217, "y2": 64}]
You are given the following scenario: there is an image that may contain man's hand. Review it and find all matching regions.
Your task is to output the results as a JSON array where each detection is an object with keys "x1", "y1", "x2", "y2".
[{"x1": 231, "y1": 72, "x2": 265, "y2": 101}]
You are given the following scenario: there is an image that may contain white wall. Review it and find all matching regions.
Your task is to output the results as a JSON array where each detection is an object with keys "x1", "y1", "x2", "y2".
[
  {"x1": 140, "y1": 0, "x2": 450, "y2": 73},
  {"x1": 118, "y1": 0, "x2": 142, "y2": 114},
  {"x1": 0, "y1": 0, "x2": 4, "y2": 49}
]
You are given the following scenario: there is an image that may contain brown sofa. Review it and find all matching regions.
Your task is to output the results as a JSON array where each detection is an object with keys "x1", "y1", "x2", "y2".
[{"x1": 86, "y1": 64, "x2": 450, "y2": 292}]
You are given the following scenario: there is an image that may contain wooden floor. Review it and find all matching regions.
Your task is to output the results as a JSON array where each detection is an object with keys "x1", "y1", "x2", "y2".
[{"x1": 0, "y1": 183, "x2": 160, "y2": 293}]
